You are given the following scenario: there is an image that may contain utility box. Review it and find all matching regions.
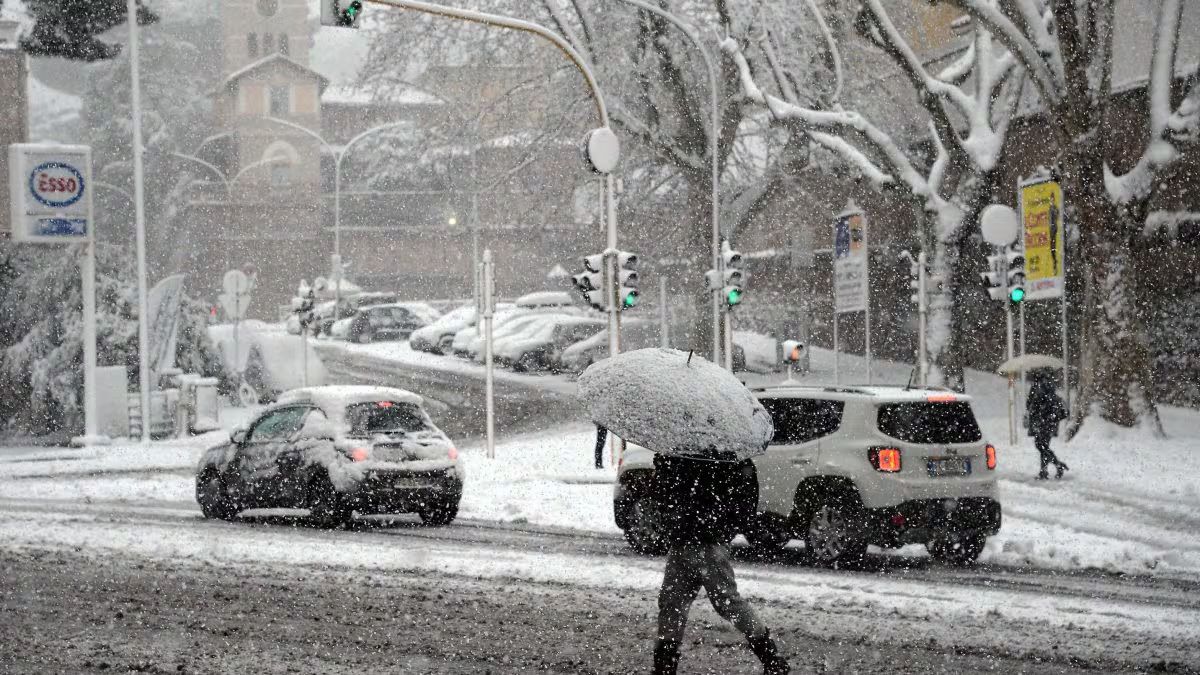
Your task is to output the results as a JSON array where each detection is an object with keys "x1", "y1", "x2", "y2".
[{"x1": 96, "y1": 366, "x2": 130, "y2": 439}]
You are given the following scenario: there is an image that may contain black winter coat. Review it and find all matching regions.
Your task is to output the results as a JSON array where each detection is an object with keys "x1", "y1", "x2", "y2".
[
  {"x1": 1026, "y1": 382, "x2": 1067, "y2": 437},
  {"x1": 652, "y1": 454, "x2": 759, "y2": 545}
]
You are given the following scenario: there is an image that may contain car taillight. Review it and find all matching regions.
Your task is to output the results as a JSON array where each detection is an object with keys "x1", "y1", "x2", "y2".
[
  {"x1": 348, "y1": 447, "x2": 370, "y2": 462},
  {"x1": 985, "y1": 443, "x2": 997, "y2": 470},
  {"x1": 868, "y1": 447, "x2": 902, "y2": 472},
  {"x1": 447, "y1": 446, "x2": 459, "y2": 461}
]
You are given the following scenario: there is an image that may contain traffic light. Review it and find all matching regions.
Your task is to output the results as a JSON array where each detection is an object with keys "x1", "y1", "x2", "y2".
[
  {"x1": 572, "y1": 253, "x2": 606, "y2": 311},
  {"x1": 980, "y1": 248, "x2": 1025, "y2": 304},
  {"x1": 321, "y1": 0, "x2": 364, "y2": 28},
  {"x1": 782, "y1": 340, "x2": 805, "y2": 363},
  {"x1": 293, "y1": 281, "x2": 317, "y2": 332},
  {"x1": 720, "y1": 240, "x2": 745, "y2": 308},
  {"x1": 616, "y1": 251, "x2": 639, "y2": 310},
  {"x1": 900, "y1": 250, "x2": 922, "y2": 305}
]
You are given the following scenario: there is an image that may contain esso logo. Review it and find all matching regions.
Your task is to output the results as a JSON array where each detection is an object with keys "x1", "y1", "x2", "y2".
[{"x1": 29, "y1": 162, "x2": 86, "y2": 209}]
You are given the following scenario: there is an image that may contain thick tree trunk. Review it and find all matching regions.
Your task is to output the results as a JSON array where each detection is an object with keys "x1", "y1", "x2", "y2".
[{"x1": 1067, "y1": 197, "x2": 1164, "y2": 437}]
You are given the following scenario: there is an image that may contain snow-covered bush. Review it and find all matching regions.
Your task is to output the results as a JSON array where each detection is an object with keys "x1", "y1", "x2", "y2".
[{"x1": 0, "y1": 242, "x2": 222, "y2": 435}]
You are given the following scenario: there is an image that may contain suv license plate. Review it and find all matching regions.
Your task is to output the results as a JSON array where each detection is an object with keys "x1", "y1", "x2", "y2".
[{"x1": 927, "y1": 457, "x2": 971, "y2": 477}]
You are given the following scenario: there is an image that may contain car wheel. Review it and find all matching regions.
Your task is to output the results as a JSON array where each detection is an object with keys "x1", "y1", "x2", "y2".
[
  {"x1": 354, "y1": 330, "x2": 372, "y2": 344},
  {"x1": 803, "y1": 492, "x2": 867, "y2": 567},
  {"x1": 196, "y1": 470, "x2": 238, "y2": 521},
  {"x1": 437, "y1": 335, "x2": 454, "y2": 354},
  {"x1": 622, "y1": 495, "x2": 668, "y2": 555},
  {"x1": 418, "y1": 498, "x2": 459, "y2": 526},
  {"x1": 308, "y1": 475, "x2": 353, "y2": 529},
  {"x1": 929, "y1": 533, "x2": 986, "y2": 566}
]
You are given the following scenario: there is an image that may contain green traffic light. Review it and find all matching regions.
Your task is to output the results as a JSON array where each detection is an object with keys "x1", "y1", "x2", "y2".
[
  {"x1": 1009, "y1": 286, "x2": 1025, "y2": 303},
  {"x1": 726, "y1": 288, "x2": 743, "y2": 306},
  {"x1": 622, "y1": 292, "x2": 639, "y2": 309}
]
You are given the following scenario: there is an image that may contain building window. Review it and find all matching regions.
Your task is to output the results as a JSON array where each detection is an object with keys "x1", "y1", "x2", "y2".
[
  {"x1": 279, "y1": 33, "x2": 289, "y2": 57},
  {"x1": 263, "y1": 32, "x2": 274, "y2": 54},
  {"x1": 269, "y1": 86, "x2": 290, "y2": 116},
  {"x1": 257, "y1": 0, "x2": 279, "y2": 17},
  {"x1": 247, "y1": 33, "x2": 258, "y2": 58}
]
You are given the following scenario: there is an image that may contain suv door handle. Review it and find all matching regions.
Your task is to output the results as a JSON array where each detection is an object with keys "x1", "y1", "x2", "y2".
[{"x1": 791, "y1": 457, "x2": 812, "y2": 466}]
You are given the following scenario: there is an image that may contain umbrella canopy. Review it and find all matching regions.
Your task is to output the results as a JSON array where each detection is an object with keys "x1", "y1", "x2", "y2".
[
  {"x1": 577, "y1": 348, "x2": 773, "y2": 461},
  {"x1": 997, "y1": 354, "x2": 1064, "y2": 374}
]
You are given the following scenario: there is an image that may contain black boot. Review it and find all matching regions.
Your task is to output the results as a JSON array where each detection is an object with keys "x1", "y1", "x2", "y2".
[
  {"x1": 747, "y1": 632, "x2": 790, "y2": 674},
  {"x1": 653, "y1": 638, "x2": 681, "y2": 675}
]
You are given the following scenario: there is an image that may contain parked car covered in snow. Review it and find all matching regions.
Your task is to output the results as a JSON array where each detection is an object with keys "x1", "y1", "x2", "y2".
[
  {"x1": 315, "y1": 292, "x2": 400, "y2": 336},
  {"x1": 195, "y1": 385, "x2": 464, "y2": 527},
  {"x1": 492, "y1": 315, "x2": 606, "y2": 372},
  {"x1": 331, "y1": 303, "x2": 442, "y2": 343},
  {"x1": 514, "y1": 290, "x2": 574, "y2": 309},
  {"x1": 208, "y1": 321, "x2": 327, "y2": 403},
  {"x1": 560, "y1": 320, "x2": 660, "y2": 373},
  {"x1": 410, "y1": 302, "x2": 514, "y2": 354}
]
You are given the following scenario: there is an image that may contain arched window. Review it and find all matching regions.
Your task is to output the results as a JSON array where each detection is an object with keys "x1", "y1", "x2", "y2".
[
  {"x1": 262, "y1": 32, "x2": 274, "y2": 54},
  {"x1": 247, "y1": 33, "x2": 258, "y2": 58},
  {"x1": 262, "y1": 141, "x2": 299, "y2": 187},
  {"x1": 279, "y1": 33, "x2": 289, "y2": 57}
]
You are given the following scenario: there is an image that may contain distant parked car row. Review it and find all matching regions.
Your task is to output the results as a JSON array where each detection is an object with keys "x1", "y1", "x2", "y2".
[{"x1": 286, "y1": 292, "x2": 444, "y2": 345}]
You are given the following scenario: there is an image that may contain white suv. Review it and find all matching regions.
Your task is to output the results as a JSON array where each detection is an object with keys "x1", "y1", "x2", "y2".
[{"x1": 613, "y1": 384, "x2": 1001, "y2": 566}]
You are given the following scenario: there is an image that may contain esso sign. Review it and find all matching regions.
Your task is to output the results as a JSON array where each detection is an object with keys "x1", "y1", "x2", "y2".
[
  {"x1": 30, "y1": 162, "x2": 86, "y2": 209},
  {"x1": 8, "y1": 144, "x2": 93, "y2": 243}
]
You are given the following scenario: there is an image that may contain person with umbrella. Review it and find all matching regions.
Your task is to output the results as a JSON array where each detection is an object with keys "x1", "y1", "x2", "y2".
[
  {"x1": 1025, "y1": 370, "x2": 1069, "y2": 479},
  {"x1": 578, "y1": 348, "x2": 789, "y2": 674}
]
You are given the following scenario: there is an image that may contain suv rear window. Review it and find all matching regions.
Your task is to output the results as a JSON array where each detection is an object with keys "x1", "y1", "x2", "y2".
[
  {"x1": 877, "y1": 402, "x2": 981, "y2": 444},
  {"x1": 759, "y1": 398, "x2": 844, "y2": 445},
  {"x1": 345, "y1": 402, "x2": 431, "y2": 436}
]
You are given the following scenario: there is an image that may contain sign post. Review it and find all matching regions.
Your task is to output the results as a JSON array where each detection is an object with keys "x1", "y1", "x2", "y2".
[
  {"x1": 1019, "y1": 174, "x2": 1069, "y2": 409},
  {"x1": 833, "y1": 200, "x2": 869, "y2": 384},
  {"x1": 981, "y1": 204, "x2": 1021, "y2": 445},
  {"x1": 8, "y1": 144, "x2": 101, "y2": 444},
  {"x1": 482, "y1": 249, "x2": 496, "y2": 459},
  {"x1": 219, "y1": 269, "x2": 255, "y2": 381}
]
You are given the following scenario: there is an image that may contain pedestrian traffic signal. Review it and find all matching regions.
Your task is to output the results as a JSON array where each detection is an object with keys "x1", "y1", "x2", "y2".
[
  {"x1": 321, "y1": 0, "x2": 363, "y2": 28},
  {"x1": 616, "y1": 251, "x2": 639, "y2": 310},
  {"x1": 572, "y1": 254, "x2": 607, "y2": 311},
  {"x1": 720, "y1": 240, "x2": 745, "y2": 308}
]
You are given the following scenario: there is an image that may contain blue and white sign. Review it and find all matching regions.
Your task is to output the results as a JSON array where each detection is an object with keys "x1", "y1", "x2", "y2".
[{"x1": 8, "y1": 144, "x2": 93, "y2": 243}]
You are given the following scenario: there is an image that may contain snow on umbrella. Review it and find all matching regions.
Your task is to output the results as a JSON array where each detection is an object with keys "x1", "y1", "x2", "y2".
[
  {"x1": 997, "y1": 354, "x2": 1065, "y2": 374},
  {"x1": 577, "y1": 348, "x2": 773, "y2": 461}
]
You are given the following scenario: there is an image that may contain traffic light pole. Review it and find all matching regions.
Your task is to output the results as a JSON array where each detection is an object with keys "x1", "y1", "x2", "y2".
[
  {"x1": 482, "y1": 249, "x2": 496, "y2": 459},
  {"x1": 1006, "y1": 293, "x2": 1016, "y2": 445},
  {"x1": 917, "y1": 250, "x2": 928, "y2": 386}
]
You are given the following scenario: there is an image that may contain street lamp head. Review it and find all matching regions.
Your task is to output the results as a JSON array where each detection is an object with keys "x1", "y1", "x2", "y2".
[{"x1": 448, "y1": 216, "x2": 458, "y2": 226}]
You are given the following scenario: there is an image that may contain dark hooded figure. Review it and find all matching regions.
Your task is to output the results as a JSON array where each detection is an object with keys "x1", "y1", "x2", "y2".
[
  {"x1": 651, "y1": 453, "x2": 789, "y2": 675},
  {"x1": 1025, "y1": 374, "x2": 1069, "y2": 479}
]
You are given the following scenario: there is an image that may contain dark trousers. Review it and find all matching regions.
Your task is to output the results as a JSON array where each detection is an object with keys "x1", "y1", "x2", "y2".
[
  {"x1": 1035, "y1": 433, "x2": 1062, "y2": 474},
  {"x1": 594, "y1": 425, "x2": 607, "y2": 469},
  {"x1": 657, "y1": 543, "x2": 766, "y2": 643}
]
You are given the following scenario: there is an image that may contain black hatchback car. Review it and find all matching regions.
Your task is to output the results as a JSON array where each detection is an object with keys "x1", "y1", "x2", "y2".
[
  {"x1": 195, "y1": 385, "x2": 464, "y2": 527},
  {"x1": 342, "y1": 303, "x2": 441, "y2": 343}
]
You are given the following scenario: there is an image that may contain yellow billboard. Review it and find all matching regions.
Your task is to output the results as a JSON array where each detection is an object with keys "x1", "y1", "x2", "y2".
[{"x1": 1018, "y1": 178, "x2": 1064, "y2": 300}]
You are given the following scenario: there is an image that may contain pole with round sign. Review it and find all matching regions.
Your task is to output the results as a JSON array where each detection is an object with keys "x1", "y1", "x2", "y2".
[
  {"x1": 980, "y1": 204, "x2": 1021, "y2": 445},
  {"x1": 8, "y1": 143, "x2": 102, "y2": 444}
]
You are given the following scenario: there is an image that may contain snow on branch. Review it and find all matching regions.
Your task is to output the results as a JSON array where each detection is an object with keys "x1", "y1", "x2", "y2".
[
  {"x1": 721, "y1": 37, "x2": 931, "y2": 200},
  {"x1": 809, "y1": 132, "x2": 894, "y2": 189},
  {"x1": 956, "y1": 0, "x2": 1060, "y2": 104},
  {"x1": 1105, "y1": 0, "x2": 1190, "y2": 205}
]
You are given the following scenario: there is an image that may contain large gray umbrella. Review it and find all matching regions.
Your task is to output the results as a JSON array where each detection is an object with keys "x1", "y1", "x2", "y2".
[
  {"x1": 997, "y1": 354, "x2": 1064, "y2": 374},
  {"x1": 577, "y1": 348, "x2": 773, "y2": 461}
]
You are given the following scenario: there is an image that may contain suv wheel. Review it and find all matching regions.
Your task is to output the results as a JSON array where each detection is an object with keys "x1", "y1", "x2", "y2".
[
  {"x1": 354, "y1": 330, "x2": 372, "y2": 344},
  {"x1": 804, "y1": 493, "x2": 867, "y2": 566},
  {"x1": 623, "y1": 495, "x2": 668, "y2": 555},
  {"x1": 929, "y1": 533, "x2": 985, "y2": 566},
  {"x1": 196, "y1": 470, "x2": 238, "y2": 521}
]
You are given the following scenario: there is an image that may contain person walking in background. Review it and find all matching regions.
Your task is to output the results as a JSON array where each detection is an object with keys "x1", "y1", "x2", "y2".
[
  {"x1": 1025, "y1": 372, "x2": 1069, "y2": 480},
  {"x1": 651, "y1": 452, "x2": 789, "y2": 675}
]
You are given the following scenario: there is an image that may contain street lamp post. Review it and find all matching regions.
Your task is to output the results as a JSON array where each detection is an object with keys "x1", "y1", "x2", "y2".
[
  {"x1": 608, "y1": 0, "x2": 723, "y2": 365},
  {"x1": 126, "y1": 0, "x2": 152, "y2": 442}
]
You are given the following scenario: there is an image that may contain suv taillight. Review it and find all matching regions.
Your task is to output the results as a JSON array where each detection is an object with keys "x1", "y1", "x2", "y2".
[
  {"x1": 985, "y1": 443, "x2": 997, "y2": 470},
  {"x1": 868, "y1": 447, "x2": 902, "y2": 472}
]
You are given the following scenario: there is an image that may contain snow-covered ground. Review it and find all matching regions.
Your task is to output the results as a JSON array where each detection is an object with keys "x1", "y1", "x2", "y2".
[{"x1": 2, "y1": 346, "x2": 1197, "y2": 578}]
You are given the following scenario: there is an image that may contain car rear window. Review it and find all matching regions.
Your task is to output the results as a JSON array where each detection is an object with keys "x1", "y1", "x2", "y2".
[
  {"x1": 345, "y1": 402, "x2": 431, "y2": 436},
  {"x1": 876, "y1": 402, "x2": 982, "y2": 444},
  {"x1": 759, "y1": 398, "x2": 844, "y2": 445}
]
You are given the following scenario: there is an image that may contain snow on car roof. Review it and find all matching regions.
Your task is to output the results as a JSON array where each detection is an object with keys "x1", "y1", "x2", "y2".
[
  {"x1": 751, "y1": 383, "x2": 973, "y2": 403},
  {"x1": 278, "y1": 385, "x2": 424, "y2": 412},
  {"x1": 515, "y1": 291, "x2": 574, "y2": 308}
]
